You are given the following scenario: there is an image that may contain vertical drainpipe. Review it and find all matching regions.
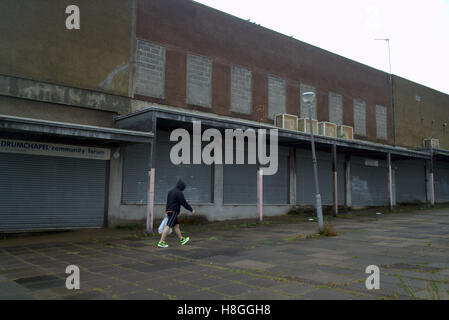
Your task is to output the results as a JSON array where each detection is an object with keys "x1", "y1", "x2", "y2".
[
  {"x1": 128, "y1": 0, "x2": 138, "y2": 98},
  {"x1": 391, "y1": 75, "x2": 397, "y2": 147}
]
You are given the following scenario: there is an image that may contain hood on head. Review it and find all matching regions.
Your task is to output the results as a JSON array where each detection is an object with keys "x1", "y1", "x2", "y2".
[{"x1": 176, "y1": 179, "x2": 186, "y2": 191}]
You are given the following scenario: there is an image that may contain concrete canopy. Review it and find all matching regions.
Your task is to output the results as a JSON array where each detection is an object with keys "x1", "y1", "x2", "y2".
[
  {"x1": 116, "y1": 104, "x2": 430, "y2": 161},
  {"x1": 0, "y1": 114, "x2": 153, "y2": 145}
]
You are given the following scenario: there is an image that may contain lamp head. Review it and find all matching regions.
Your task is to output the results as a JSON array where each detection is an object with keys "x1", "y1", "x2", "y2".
[{"x1": 302, "y1": 91, "x2": 315, "y2": 104}]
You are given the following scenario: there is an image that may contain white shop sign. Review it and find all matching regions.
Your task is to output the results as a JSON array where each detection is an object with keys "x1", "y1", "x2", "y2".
[
  {"x1": 0, "y1": 138, "x2": 110, "y2": 160},
  {"x1": 365, "y1": 159, "x2": 379, "y2": 167}
]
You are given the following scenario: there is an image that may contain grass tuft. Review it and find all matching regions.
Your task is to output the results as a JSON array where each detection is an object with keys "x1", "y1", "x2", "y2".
[{"x1": 318, "y1": 222, "x2": 337, "y2": 237}]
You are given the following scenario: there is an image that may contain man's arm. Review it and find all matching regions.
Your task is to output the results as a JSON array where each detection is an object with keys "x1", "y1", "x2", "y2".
[{"x1": 177, "y1": 191, "x2": 193, "y2": 212}]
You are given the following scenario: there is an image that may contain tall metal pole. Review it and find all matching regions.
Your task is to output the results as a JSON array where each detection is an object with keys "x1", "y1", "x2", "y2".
[
  {"x1": 305, "y1": 94, "x2": 324, "y2": 231},
  {"x1": 375, "y1": 38, "x2": 396, "y2": 146}
]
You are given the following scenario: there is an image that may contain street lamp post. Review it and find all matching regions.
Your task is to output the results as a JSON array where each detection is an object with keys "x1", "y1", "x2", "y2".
[
  {"x1": 375, "y1": 38, "x2": 396, "y2": 146},
  {"x1": 375, "y1": 38, "x2": 392, "y2": 75},
  {"x1": 302, "y1": 92, "x2": 324, "y2": 231}
]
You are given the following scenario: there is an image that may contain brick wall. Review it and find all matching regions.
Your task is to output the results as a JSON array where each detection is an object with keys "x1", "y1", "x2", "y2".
[
  {"x1": 135, "y1": 0, "x2": 393, "y2": 144},
  {"x1": 394, "y1": 76, "x2": 449, "y2": 149}
]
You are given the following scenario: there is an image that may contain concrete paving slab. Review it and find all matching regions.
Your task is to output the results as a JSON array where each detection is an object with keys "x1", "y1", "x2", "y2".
[{"x1": 1, "y1": 207, "x2": 449, "y2": 300}]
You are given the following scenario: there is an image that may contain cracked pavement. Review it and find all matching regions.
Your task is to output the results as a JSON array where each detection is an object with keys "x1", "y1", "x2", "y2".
[{"x1": 1, "y1": 207, "x2": 449, "y2": 300}]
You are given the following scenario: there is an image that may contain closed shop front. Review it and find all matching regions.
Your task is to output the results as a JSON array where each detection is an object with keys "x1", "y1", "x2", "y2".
[
  {"x1": 122, "y1": 131, "x2": 213, "y2": 204},
  {"x1": 296, "y1": 149, "x2": 345, "y2": 206},
  {"x1": 223, "y1": 140, "x2": 258, "y2": 204},
  {"x1": 263, "y1": 146, "x2": 289, "y2": 204},
  {"x1": 395, "y1": 159, "x2": 426, "y2": 204},
  {"x1": 154, "y1": 131, "x2": 213, "y2": 203},
  {"x1": 0, "y1": 138, "x2": 110, "y2": 232},
  {"x1": 435, "y1": 160, "x2": 449, "y2": 203},
  {"x1": 351, "y1": 156, "x2": 388, "y2": 207}
]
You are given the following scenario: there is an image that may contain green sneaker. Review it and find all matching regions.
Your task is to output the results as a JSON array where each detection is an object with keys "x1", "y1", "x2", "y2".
[
  {"x1": 180, "y1": 237, "x2": 190, "y2": 246},
  {"x1": 158, "y1": 241, "x2": 168, "y2": 248}
]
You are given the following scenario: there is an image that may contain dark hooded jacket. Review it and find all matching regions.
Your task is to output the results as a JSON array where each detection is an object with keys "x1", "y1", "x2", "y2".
[{"x1": 165, "y1": 179, "x2": 193, "y2": 214}]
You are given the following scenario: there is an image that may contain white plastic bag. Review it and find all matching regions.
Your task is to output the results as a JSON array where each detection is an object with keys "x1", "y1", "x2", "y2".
[{"x1": 158, "y1": 217, "x2": 173, "y2": 234}]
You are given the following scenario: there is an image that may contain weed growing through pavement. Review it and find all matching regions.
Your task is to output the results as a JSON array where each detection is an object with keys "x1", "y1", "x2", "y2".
[{"x1": 318, "y1": 222, "x2": 337, "y2": 237}]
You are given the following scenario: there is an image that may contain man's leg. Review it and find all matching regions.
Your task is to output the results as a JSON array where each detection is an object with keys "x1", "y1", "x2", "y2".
[
  {"x1": 175, "y1": 224, "x2": 190, "y2": 245},
  {"x1": 173, "y1": 224, "x2": 183, "y2": 240},
  {"x1": 159, "y1": 225, "x2": 171, "y2": 243}
]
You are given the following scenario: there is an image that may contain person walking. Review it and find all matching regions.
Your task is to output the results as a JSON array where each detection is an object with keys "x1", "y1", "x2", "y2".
[{"x1": 158, "y1": 179, "x2": 195, "y2": 248}]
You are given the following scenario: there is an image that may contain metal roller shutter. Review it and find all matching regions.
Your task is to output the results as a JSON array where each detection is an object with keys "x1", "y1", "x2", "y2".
[
  {"x1": 0, "y1": 153, "x2": 107, "y2": 232},
  {"x1": 263, "y1": 146, "x2": 289, "y2": 204},
  {"x1": 154, "y1": 131, "x2": 212, "y2": 203},
  {"x1": 395, "y1": 159, "x2": 426, "y2": 204},
  {"x1": 296, "y1": 149, "x2": 345, "y2": 206},
  {"x1": 223, "y1": 139, "x2": 258, "y2": 204},
  {"x1": 435, "y1": 160, "x2": 449, "y2": 203},
  {"x1": 122, "y1": 143, "x2": 150, "y2": 204},
  {"x1": 351, "y1": 156, "x2": 388, "y2": 207},
  {"x1": 224, "y1": 162, "x2": 258, "y2": 204}
]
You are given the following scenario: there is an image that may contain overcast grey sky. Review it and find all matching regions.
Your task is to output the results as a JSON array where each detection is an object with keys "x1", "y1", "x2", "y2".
[{"x1": 195, "y1": 0, "x2": 449, "y2": 95}]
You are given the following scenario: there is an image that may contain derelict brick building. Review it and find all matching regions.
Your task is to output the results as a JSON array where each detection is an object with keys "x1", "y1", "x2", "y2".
[{"x1": 0, "y1": 0, "x2": 447, "y2": 232}]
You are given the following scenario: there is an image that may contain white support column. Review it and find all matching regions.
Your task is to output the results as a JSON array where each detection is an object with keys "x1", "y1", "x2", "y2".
[
  {"x1": 289, "y1": 147, "x2": 297, "y2": 206},
  {"x1": 345, "y1": 155, "x2": 352, "y2": 208},
  {"x1": 146, "y1": 168, "x2": 155, "y2": 234},
  {"x1": 430, "y1": 153, "x2": 435, "y2": 207},
  {"x1": 387, "y1": 152, "x2": 393, "y2": 211},
  {"x1": 332, "y1": 144, "x2": 338, "y2": 216},
  {"x1": 257, "y1": 169, "x2": 263, "y2": 222},
  {"x1": 214, "y1": 163, "x2": 224, "y2": 210}
]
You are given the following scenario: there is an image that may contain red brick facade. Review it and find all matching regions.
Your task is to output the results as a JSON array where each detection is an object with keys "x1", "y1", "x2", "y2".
[{"x1": 136, "y1": 0, "x2": 393, "y2": 144}]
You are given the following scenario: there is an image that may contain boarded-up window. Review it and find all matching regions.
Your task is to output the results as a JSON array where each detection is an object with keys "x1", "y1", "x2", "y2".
[
  {"x1": 187, "y1": 53, "x2": 212, "y2": 108},
  {"x1": 135, "y1": 40, "x2": 165, "y2": 99},
  {"x1": 353, "y1": 99, "x2": 366, "y2": 136},
  {"x1": 230, "y1": 65, "x2": 252, "y2": 114},
  {"x1": 268, "y1": 75, "x2": 286, "y2": 119},
  {"x1": 376, "y1": 105, "x2": 387, "y2": 140},
  {"x1": 329, "y1": 92, "x2": 343, "y2": 125}
]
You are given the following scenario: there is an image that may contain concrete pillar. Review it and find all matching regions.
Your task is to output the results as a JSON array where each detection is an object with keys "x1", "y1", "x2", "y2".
[
  {"x1": 108, "y1": 145, "x2": 124, "y2": 225},
  {"x1": 345, "y1": 154, "x2": 352, "y2": 208},
  {"x1": 289, "y1": 147, "x2": 296, "y2": 205},
  {"x1": 257, "y1": 169, "x2": 263, "y2": 222},
  {"x1": 387, "y1": 152, "x2": 393, "y2": 211},
  {"x1": 429, "y1": 152, "x2": 435, "y2": 207},
  {"x1": 332, "y1": 144, "x2": 338, "y2": 216},
  {"x1": 214, "y1": 163, "x2": 224, "y2": 210},
  {"x1": 425, "y1": 160, "x2": 431, "y2": 204},
  {"x1": 145, "y1": 168, "x2": 155, "y2": 234},
  {"x1": 146, "y1": 115, "x2": 157, "y2": 233},
  {"x1": 392, "y1": 163, "x2": 397, "y2": 206}
]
